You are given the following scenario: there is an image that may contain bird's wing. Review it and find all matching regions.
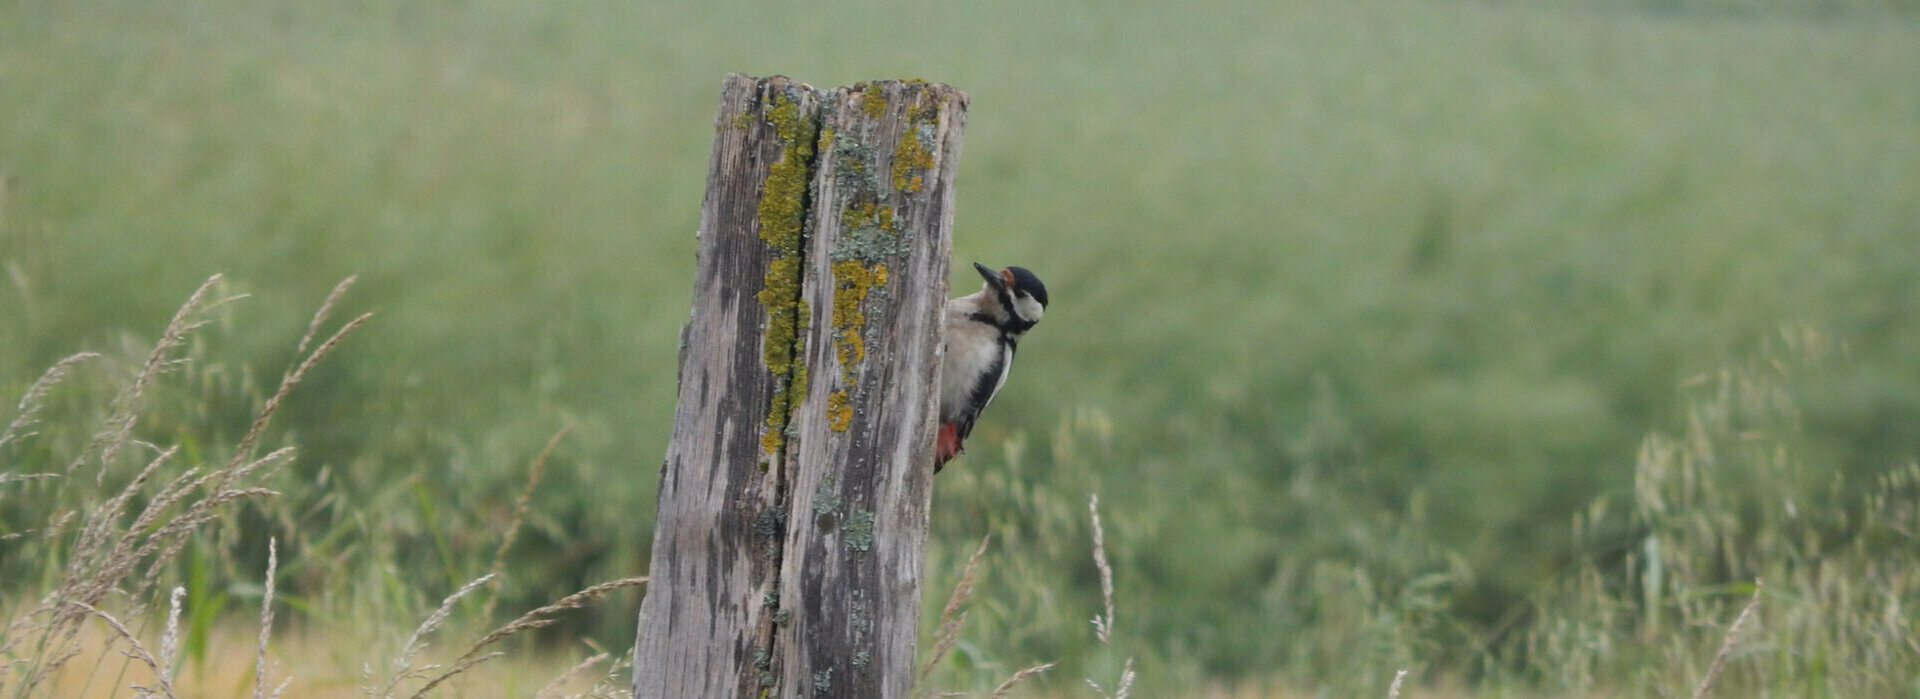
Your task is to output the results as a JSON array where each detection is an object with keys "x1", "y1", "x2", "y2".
[{"x1": 953, "y1": 342, "x2": 1011, "y2": 443}]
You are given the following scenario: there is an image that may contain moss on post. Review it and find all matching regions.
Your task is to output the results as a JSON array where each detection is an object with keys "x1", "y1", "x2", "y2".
[{"x1": 755, "y1": 90, "x2": 821, "y2": 456}]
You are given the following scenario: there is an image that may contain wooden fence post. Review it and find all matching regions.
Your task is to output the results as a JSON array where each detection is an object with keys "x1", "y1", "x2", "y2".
[{"x1": 633, "y1": 74, "x2": 968, "y2": 698}]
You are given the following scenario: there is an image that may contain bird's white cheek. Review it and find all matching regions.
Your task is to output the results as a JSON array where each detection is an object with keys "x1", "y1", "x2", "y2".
[{"x1": 1016, "y1": 298, "x2": 1045, "y2": 323}]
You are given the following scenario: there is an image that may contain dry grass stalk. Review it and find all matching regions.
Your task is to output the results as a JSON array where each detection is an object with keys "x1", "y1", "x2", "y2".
[
  {"x1": 5, "y1": 274, "x2": 359, "y2": 693},
  {"x1": 405, "y1": 576, "x2": 647, "y2": 699},
  {"x1": 1, "y1": 275, "x2": 366, "y2": 695},
  {"x1": 135, "y1": 279, "x2": 368, "y2": 594},
  {"x1": 914, "y1": 534, "x2": 991, "y2": 695},
  {"x1": 130, "y1": 481, "x2": 286, "y2": 599},
  {"x1": 294, "y1": 275, "x2": 357, "y2": 357},
  {"x1": 484, "y1": 426, "x2": 573, "y2": 621},
  {"x1": 160, "y1": 586, "x2": 185, "y2": 677},
  {"x1": 1085, "y1": 494, "x2": 1135, "y2": 699},
  {"x1": 129, "y1": 449, "x2": 293, "y2": 598},
  {"x1": 987, "y1": 662, "x2": 1055, "y2": 698},
  {"x1": 85, "y1": 274, "x2": 240, "y2": 481},
  {"x1": 18, "y1": 469, "x2": 281, "y2": 690},
  {"x1": 66, "y1": 446, "x2": 182, "y2": 600},
  {"x1": 1692, "y1": 579, "x2": 1763, "y2": 699},
  {"x1": 1089, "y1": 494, "x2": 1115, "y2": 644},
  {"x1": 255, "y1": 537, "x2": 282, "y2": 699},
  {"x1": 574, "y1": 646, "x2": 636, "y2": 699},
  {"x1": 67, "y1": 600, "x2": 175, "y2": 699},
  {"x1": 0, "y1": 351, "x2": 99, "y2": 451},
  {"x1": 534, "y1": 651, "x2": 608, "y2": 698},
  {"x1": 378, "y1": 574, "x2": 498, "y2": 697},
  {"x1": 1388, "y1": 668, "x2": 1408, "y2": 698},
  {"x1": 5, "y1": 448, "x2": 193, "y2": 686},
  {"x1": 219, "y1": 304, "x2": 373, "y2": 493},
  {"x1": 1085, "y1": 656, "x2": 1134, "y2": 699}
]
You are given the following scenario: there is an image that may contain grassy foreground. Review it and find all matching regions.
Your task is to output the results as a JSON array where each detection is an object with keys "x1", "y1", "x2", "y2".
[{"x1": 5, "y1": 0, "x2": 1920, "y2": 695}]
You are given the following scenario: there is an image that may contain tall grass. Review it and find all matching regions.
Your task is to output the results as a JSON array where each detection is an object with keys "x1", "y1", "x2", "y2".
[
  {"x1": 921, "y1": 328, "x2": 1919, "y2": 696},
  {"x1": 0, "y1": 279, "x2": 641, "y2": 697},
  {"x1": 1519, "y1": 327, "x2": 1920, "y2": 696},
  {"x1": 0, "y1": 274, "x2": 329, "y2": 695},
  {"x1": 4, "y1": 0, "x2": 1919, "y2": 693}
]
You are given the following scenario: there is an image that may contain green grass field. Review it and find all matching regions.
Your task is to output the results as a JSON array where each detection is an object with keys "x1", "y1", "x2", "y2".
[{"x1": 4, "y1": 0, "x2": 1919, "y2": 695}]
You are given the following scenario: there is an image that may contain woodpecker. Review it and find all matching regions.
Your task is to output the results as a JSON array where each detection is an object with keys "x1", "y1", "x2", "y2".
[{"x1": 936, "y1": 262, "x2": 1049, "y2": 471}]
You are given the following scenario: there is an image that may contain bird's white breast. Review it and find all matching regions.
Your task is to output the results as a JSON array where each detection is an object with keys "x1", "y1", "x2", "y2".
[{"x1": 940, "y1": 298, "x2": 1008, "y2": 420}]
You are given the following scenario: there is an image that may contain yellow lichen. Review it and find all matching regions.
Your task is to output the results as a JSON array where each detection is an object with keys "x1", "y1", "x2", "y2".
[
  {"x1": 790, "y1": 350, "x2": 809, "y2": 410},
  {"x1": 827, "y1": 389, "x2": 852, "y2": 432},
  {"x1": 761, "y1": 355, "x2": 810, "y2": 456},
  {"x1": 892, "y1": 129, "x2": 933, "y2": 193},
  {"x1": 756, "y1": 257, "x2": 803, "y2": 372},
  {"x1": 905, "y1": 89, "x2": 940, "y2": 124},
  {"x1": 756, "y1": 92, "x2": 816, "y2": 256},
  {"x1": 843, "y1": 201, "x2": 896, "y2": 233},
  {"x1": 860, "y1": 88, "x2": 887, "y2": 120},
  {"x1": 754, "y1": 90, "x2": 819, "y2": 455},
  {"x1": 830, "y1": 259, "x2": 877, "y2": 375},
  {"x1": 760, "y1": 419, "x2": 784, "y2": 455}
]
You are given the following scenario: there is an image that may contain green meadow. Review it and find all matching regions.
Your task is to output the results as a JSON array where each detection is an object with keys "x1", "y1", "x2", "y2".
[{"x1": 4, "y1": 0, "x2": 1919, "y2": 695}]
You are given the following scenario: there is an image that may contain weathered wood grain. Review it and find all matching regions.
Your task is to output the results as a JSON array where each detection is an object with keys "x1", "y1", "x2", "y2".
[
  {"x1": 774, "y1": 80, "x2": 967, "y2": 698},
  {"x1": 632, "y1": 74, "x2": 824, "y2": 698},
  {"x1": 633, "y1": 75, "x2": 968, "y2": 698}
]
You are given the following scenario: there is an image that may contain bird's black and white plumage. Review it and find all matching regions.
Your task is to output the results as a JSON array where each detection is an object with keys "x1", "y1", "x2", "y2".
[{"x1": 936, "y1": 262, "x2": 1048, "y2": 471}]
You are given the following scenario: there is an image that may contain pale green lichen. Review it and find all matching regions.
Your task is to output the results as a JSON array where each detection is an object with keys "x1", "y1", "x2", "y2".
[
  {"x1": 812, "y1": 476, "x2": 842, "y2": 517},
  {"x1": 752, "y1": 504, "x2": 788, "y2": 554},
  {"x1": 832, "y1": 134, "x2": 879, "y2": 194},
  {"x1": 832, "y1": 221, "x2": 909, "y2": 264},
  {"x1": 753, "y1": 648, "x2": 774, "y2": 686},
  {"x1": 850, "y1": 597, "x2": 873, "y2": 635},
  {"x1": 845, "y1": 509, "x2": 875, "y2": 552},
  {"x1": 812, "y1": 668, "x2": 833, "y2": 695}
]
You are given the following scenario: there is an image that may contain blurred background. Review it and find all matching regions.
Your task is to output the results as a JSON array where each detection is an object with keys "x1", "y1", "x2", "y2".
[{"x1": 3, "y1": 0, "x2": 1918, "y2": 695}]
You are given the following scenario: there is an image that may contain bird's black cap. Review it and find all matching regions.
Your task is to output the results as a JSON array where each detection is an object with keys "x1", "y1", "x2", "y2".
[{"x1": 1005, "y1": 266, "x2": 1048, "y2": 307}]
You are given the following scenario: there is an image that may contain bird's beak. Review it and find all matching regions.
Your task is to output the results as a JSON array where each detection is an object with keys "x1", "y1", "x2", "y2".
[{"x1": 973, "y1": 262, "x2": 1007, "y2": 291}]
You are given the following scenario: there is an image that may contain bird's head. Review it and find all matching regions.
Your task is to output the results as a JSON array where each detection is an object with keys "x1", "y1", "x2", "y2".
[{"x1": 973, "y1": 261, "x2": 1048, "y2": 328}]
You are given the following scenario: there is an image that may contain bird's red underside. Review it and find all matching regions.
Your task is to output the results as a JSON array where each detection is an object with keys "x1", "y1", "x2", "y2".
[{"x1": 935, "y1": 422, "x2": 961, "y2": 469}]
